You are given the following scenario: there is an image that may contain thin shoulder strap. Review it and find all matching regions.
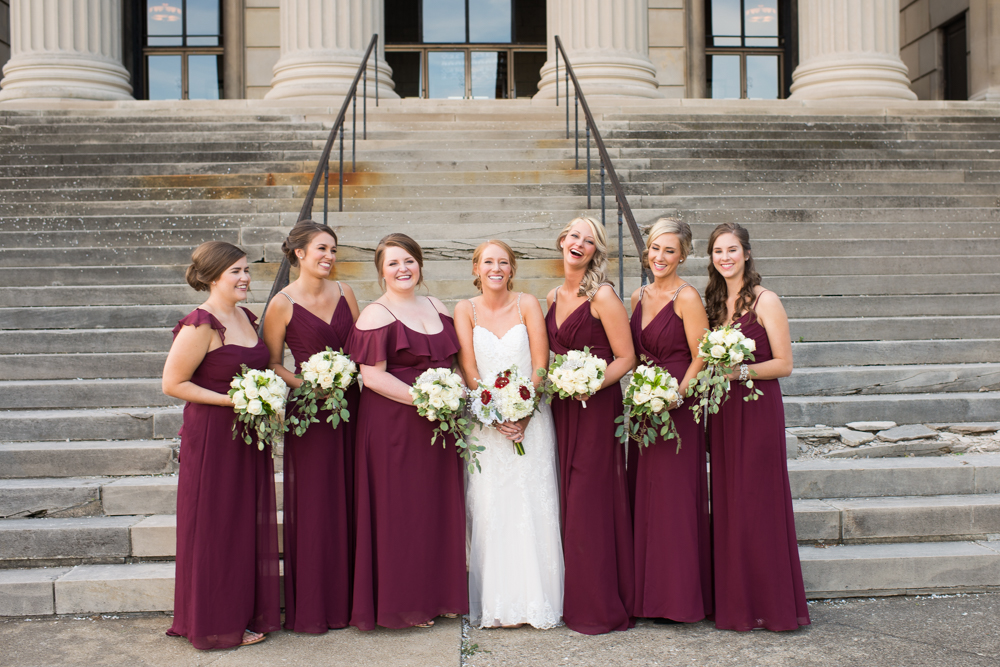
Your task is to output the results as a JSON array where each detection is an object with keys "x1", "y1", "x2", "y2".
[
  {"x1": 516, "y1": 293, "x2": 524, "y2": 324},
  {"x1": 469, "y1": 298, "x2": 478, "y2": 326},
  {"x1": 279, "y1": 291, "x2": 295, "y2": 305},
  {"x1": 671, "y1": 283, "x2": 691, "y2": 302},
  {"x1": 639, "y1": 284, "x2": 647, "y2": 302},
  {"x1": 588, "y1": 282, "x2": 619, "y2": 302},
  {"x1": 752, "y1": 289, "x2": 769, "y2": 309},
  {"x1": 337, "y1": 280, "x2": 344, "y2": 297},
  {"x1": 371, "y1": 301, "x2": 398, "y2": 320}
]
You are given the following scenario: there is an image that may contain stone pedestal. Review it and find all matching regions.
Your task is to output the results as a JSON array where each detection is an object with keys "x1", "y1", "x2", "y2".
[
  {"x1": 265, "y1": 0, "x2": 397, "y2": 101},
  {"x1": 0, "y1": 0, "x2": 133, "y2": 102},
  {"x1": 789, "y1": 0, "x2": 916, "y2": 101},
  {"x1": 535, "y1": 0, "x2": 662, "y2": 100},
  {"x1": 969, "y1": 0, "x2": 1000, "y2": 102}
]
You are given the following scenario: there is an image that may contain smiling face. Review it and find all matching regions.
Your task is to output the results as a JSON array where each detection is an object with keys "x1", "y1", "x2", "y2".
[
  {"x1": 381, "y1": 245, "x2": 420, "y2": 293},
  {"x1": 712, "y1": 232, "x2": 746, "y2": 280},
  {"x1": 297, "y1": 231, "x2": 337, "y2": 278},
  {"x1": 561, "y1": 219, "x2": 597, "y2": 270},
  {"x1": 647, "y1": 232, "x2": 683, "y2": 279},
  {"x1": 211, "y1": 256, "x2": 251, "y2": 303},
  {"x1": 475, "y1": 243, "x2": 513, "y2": 292}
]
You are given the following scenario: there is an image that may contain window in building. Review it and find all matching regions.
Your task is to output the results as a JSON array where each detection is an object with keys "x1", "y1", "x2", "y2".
[
  {"x1": 0, "y1": 0, "x2": 10, "y2": 77},
  {"x1": 706, "y1": 0, "x2": 791, "y2": 99},
  {"x1": 385, "y1": 0, "x2": 546, "y2": 99},
  {"x1": 143, "y1": 0, "x2": 223, "y2": 100},
  {"x1": 944, "y1": 14, "x2": 968, "y2": 101}
]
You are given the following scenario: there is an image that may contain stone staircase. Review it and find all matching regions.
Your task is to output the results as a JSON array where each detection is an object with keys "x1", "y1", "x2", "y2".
[{"x1": 1, "y1": 99, "x2": 999, "y2": 616}]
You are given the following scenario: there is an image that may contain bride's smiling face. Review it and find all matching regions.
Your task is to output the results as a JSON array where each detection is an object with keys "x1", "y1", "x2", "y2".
[{"x1": 476, "y1": 244, "x2": 513, "y2": 293}]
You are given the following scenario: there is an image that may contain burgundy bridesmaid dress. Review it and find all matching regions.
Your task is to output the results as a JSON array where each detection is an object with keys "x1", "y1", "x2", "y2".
[
  {"x1": 167, "y1": 308, "x2": 281, "y2": 650},
  {"x1": 709, "y1": 294, "x2": 810, "y2": 632},
  {"x1": 280, "y1": 287, "x2": 360, "y2": 633},
  {"x1": 545, "y1": 292, "x2": 635, "y2": 635},
  {"x1": 347, "y1": 305, "x2": 468, "y2": 630},
  {"x1": 627, "y1": 285, "x2": 712, "y2": 623}
]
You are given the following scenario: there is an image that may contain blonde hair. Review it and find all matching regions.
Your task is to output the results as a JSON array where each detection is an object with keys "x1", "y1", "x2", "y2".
[
  {"x1": 557, "y1": 216, "x2": 610, "y2": 298},
  {"x1": 643, "y1": 217, "x2": 693, "y2": 268},
  {"x1": 472, "y1": 240, "x2": 517, "y2": 292}
]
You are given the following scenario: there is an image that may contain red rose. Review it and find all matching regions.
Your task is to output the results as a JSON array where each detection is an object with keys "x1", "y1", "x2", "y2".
[
  {"x1": 519, "y1": 386, "x2": 531, "y2": 400},
  {"x1": 495, "y1": 376, "x2": 510, "y2": 389},
  {"x1": 481, "y1": 390, "x2": 492, "y2": 405}
]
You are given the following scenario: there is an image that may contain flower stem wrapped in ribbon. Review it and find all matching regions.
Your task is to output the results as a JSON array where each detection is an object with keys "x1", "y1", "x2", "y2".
[
  {"x1": 688, "y1": 322, "x2": 763, "y2": 424},
  {"x1": 616, "y1": 362, "x2": 682, "y2": 452},
  {"x1": 409, "y1": 367, "x2": 484, "y2": 473},
  {"x1": 537, "y1": 347, "x2": 607, "y2": 409},
  {"x1": 469, "y1": 365, "x2": 537, "y2": 456},
  {"x1": 228, "y1": 365, "x2": 288, "y2": 455},
  {"x1": 287, "y1": 347, "x2": 358, "y2": 437}
]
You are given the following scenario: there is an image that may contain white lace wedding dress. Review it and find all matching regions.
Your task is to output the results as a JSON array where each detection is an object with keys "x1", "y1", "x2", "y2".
[{"x1": 466, "y1": 300, "x2": 564, "y2": 629}]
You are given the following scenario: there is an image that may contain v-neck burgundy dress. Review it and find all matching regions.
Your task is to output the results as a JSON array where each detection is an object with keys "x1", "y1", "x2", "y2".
[
  {"x1": 708, "y1": 304, "x2": 810, "y2": 632},
  {"x1": 546, "y1": 295, "x2": 635, "y2": 635},
  {"x1": 347, "y1": 310, "x2": 468, "y2": 630},
  {"x1": 281, "y1": 293, "x2": 360, "y2": 633},
  {"x1": 167, "y1": 308, "x2": 280, "y2": 650},
  {"x1": 627, "y1": 290, "x2": 712, "y2": 623}
]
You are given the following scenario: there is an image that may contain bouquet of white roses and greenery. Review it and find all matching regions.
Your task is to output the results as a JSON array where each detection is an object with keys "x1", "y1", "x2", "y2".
[
  {"x1": 688, "y1": 323, "x2": 763, "y2": 424},
  {"x1": 409, "y1": 367, "x2": 484, "y2": 473},
  {"x1": 229, "y1": 365, "x2": 287, "y2": 454},
  {"x1": 616, "y1": 361, "x2": 682, "y2": 452},
  {"x1": 538, "y1": 347, "x2": 607, "y2": 408},
  {"x1": 469, "y1": 365, "x2": 537, "y2": 456},
  {"x1": 287, "y1": 347, "x2": 358, "y2": 437}
]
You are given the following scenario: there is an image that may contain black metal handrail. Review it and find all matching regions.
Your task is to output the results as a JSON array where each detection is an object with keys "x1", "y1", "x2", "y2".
[
  {"x1": 258, "y1": 34, "x2": 380, "y2": 334},
  {"x1": 554, "y1": 36, "x2": 649, "y2": 290}
]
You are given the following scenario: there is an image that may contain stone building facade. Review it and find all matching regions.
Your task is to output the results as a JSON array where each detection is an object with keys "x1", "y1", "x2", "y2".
[{"x1": 0, "y1": 0, "x2": 997, "y2": 103}]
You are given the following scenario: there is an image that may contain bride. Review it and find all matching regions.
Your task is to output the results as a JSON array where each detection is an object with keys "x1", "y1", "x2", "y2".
[{"x1": 454, "y1": 240, "x2": 564, "y2": 629}]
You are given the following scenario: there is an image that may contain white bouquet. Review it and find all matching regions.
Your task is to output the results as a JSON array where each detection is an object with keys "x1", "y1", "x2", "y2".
[
  {"x1": 689, "y1": 322, "x2": 763, "y2": 424},
  {"x1": 469, "y1": 365, "x2": 537, "y2": 456},
  {"x1": 287, "y1": 347, "x2": 358, "y2": 437},
  {"x1": 409, "y1": 367, "x2": 484, "y2": 473},
  {"x1": 229, "y1": 365, "x2": 288, "y2": 453},
  {"x1": 539, "y1": 347, "x2": 607, "y2": 408},
  {"x1": 616, "y1": 362, "x2": 682, "y2": 452}
]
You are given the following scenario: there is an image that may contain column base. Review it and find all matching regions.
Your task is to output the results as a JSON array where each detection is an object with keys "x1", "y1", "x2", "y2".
[
  {"x1": 0, "y1": 54, "x2": 134, "y2": 102},
  {"x1": 970, "y1": 87, "x2": 1000, "y2": 102},
  {"x1": 535, "y1": 51, "x2": 663, "y2": 100},
  {"x1": 790, "y1": 54, "x2": 917, "y2": 101},
  {"x1": 265, "y1": 50, "x2": 398, "y2": 101}
]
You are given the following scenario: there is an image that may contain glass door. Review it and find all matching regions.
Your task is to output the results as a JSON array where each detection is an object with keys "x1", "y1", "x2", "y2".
[
  {"x1": 143, "y1": 0, "x2": 223, "y2": 100},
  {"x1": 705, "y1": 0, "x2": 789, "y2": 99}
]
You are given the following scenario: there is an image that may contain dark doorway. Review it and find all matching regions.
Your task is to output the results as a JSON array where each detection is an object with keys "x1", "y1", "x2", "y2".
[{"x1": 944, "y1": 14, "x2": 968, "y2": 101}]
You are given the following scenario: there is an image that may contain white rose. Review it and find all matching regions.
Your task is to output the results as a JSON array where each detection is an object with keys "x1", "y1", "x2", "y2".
[
  {"x1": 574, "y1": 381, "x2": 590, "y2": 395},
  {"x1": 634, "y1": 390, "x2": 652, "y2": 405},
  {"x1": 724, "y1": 330, "x2": 741, "y2": 346},
  {"x1": 233, "y1": 393, "x2": 248, "y2": 409},
  {"x1": 650, "y1": 397, "x2": 665, "y2": 413},
  {"x1": 303, "y1": 371, "x2": 318, "y2": 384},
  {"x1": 244, "y1": 385, "x2": 259, "y2": 399},
  {"x1": 259, "y1": 387, "x2": 273, "y2": 402},
  {"x1": 730, "y1": 350, "x2": 744, "y2": 364},
  {"x1": 425, "y1": 409, "x2": 437, "y2": 421},
  {"x1": 430, "y1": 396, "x2": 445, "y2": 409},
  {"x1": 247, "y1": 399, "x2": 263, "y2": 415},
  {"x1": 665, "y1": 389, "x2": 679, "y2": 404},
  {"x1": 447, "y1": 398, "x2": 460, "y2": 411},
  {"x1": 710, "y1": 345, "x2": 726, "y2": 359},
  {"x1": 708, "y1": 330, "x2": 725, "y2": 345},
  {"x1": 318, "y1": 373, "x2": 334, "y2": 389},
  {"x1": 230, "y1": 377, "x2": 242, "y2": 389},
  {"x1": 318, "y1": 358, "x2": 333, "y2": 372},
  {"x1": 744, "y1": 338, "x2": 756, "y2": 352}
]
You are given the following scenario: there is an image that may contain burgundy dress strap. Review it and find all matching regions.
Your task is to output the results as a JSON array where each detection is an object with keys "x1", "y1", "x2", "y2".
[
  {"x1": 370, "y1": 302, "x2": 398, "y2": 320},
  {"x1": 751, "y1": 289, "x2": 770, "y2": 309},
  {"x1": 173, "y1": 308, "x2": 227, "y2": 343}
]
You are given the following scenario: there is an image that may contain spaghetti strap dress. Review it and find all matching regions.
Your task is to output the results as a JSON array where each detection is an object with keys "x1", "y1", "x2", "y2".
[
  {"x1": 166, "y1": 307, "x2": 280, "y2": 650},
  {"x1": 708, "y1": 294, "x2": 810, "y2": 632},
  {"x1": 347, "y1": 307, "x2": 469, "y2": 630},
  {"x1": 281, "y1": 288, "x2": 360, "y2": 633},
  {"x1": 545, "y1": 293, "x2": 635, "y2": 635},
  {"x1": 627, "y1": 286, "x2": 712, "y2": 622}
]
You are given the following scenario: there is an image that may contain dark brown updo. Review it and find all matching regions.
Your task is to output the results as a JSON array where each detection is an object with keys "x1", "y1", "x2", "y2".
[
  {"x1": 374, "y1": 233, "x2": 424, "y2": 288},
  {"x1": 281, "y1": 220, "x2": 339, "y2": 267},
  {"x1": 185, "y1": 241, "x2": 247, "y2": 292}
]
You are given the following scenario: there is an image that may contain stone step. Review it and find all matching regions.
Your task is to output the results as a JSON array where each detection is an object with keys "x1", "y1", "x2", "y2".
[
  {"x1": 625, "y1": 168, "x2": 1000, "y2": 184},
  {"x1": 790, "y1": 315, "x2": 1000, "y2": 342},
  {"x1": 0, "y1": 516, "x2": 140, "y2": 567},
  {"x1": 783, "y1": 392, "x2": 1000, "y2": 428},
  {"x1": 644, "y1": 158, "x2": 1000, "y2": 173},
  {"x1": 0, "y1": 441, "x2": 177, "y2": 479},
  {"x1": 0, "y1": 328, "x2": 172, "y2": 353},
  {"x1": 0, "y1": 352, "x2": 168, "y2": 380},
  {"x1": 781, "y1": 363, "x2": 1000, "y2": 397},
  {"x1": 793, "y1": 339, "x2": 1000, "y2": 368},
  {"x1": 0, "y1": 379, "x2": 178, "y2": 410},
  {"x1": 0, "y1": 407, "x2": 181, "y2": 442}
]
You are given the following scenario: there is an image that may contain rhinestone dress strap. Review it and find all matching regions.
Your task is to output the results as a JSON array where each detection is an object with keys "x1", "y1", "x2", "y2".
[
  {"x1": 516, "y1": 293, "x2": 524, "y2": 324},
  {"x1": 470, "y1": 298, "x2": 478, "y2": 326},
  {"x1": 671, "y1": 283, "x2": 691, "y2": 302},
  {"x1": 280, "y1": 292, "x2": 295, "y2": 305}
]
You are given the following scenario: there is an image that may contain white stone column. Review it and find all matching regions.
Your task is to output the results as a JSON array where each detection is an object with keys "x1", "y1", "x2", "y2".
[
  {"x1": 969, "y1": 0, "x2": 1000, "y2": 102},
  {"x1": 265, "y1": 0, "x2": 397, "y2": 101},
  {"x1": 535, "y1": 0, "x2": 662, "y2": 100},
  {"x1": 789, "y1": 0, "x2": 916, "y2": 101},
  {"x1": 0, "y1": 0, "x2": 133, "y2": 102}
]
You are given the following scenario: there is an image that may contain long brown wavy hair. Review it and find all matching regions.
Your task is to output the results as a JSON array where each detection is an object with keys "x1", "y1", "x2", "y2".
[{"x1": 705, "y1": 222, "x2": 762, "y2": 328}]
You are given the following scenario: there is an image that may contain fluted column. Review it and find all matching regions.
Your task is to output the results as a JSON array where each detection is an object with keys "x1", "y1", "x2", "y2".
[
  {"x1": 0, "y1": 0, "x2": 133, "y2": 102},
  {"x1": 969, "y1": 0, "x2": 1000, "y2": 102},
  {"x1": 789, "y1": 0, "x2": 916, "y2": 100},
  {"x1": 535, "y1": 0, "x2": 662, "y2": 100},
  {"x1": 265, "y1": 0, "x2": 396, "y2": 100}
]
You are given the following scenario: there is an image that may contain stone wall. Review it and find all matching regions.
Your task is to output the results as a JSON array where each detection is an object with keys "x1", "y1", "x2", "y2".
[
  {"x1": 899, "y1": 0, "x2": 969, "y2": 99},
  {"x1": 244, "y1": 0, "x2": 281, "y2": 99},
  {"x1": 648, "y1": 0, "x2": 690, "y2": 98}
]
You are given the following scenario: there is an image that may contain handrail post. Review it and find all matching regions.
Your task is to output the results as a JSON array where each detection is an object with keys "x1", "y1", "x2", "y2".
[
  {"x1": 338, "y1": 124, "x2": 344, "y2": 212},
  {"x1": 323, "y1": 159, "x2": 329, "y2": 225},
  {"x1": 375, "y1": 35, "x2": 379, "y2": 107},
  {"x1": 352, "y1": 91, "x2": 357, "y2": 172},
  {"x1": 363, "y1": 62, "x2": 367, "y2": 139},
  {"x1": 586, "y1": 122, "x2": 591, "y2": 209},
  {"x1": 618, "y1": 205, "x2": 624, "y2": 298},
  {"x1": 600, "y1": 160, "x2": 605, "y2": 227},
  {"x1": 565, "y1": 68, "x2": 569, "y2": 139},
  {"x1": 555, "y1": 47, "x2": 559, "y2": 106}
]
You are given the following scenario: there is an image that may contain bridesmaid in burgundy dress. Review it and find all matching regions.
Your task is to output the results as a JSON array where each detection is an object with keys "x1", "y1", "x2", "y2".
[
  {"x1": 546, "y1": 217, "x2": 637, "y2": 635},
  {"x1": 705, "y1": 222, "x2": 810, "y2": 632},
  {"x1": 261, "y1": 221, "x2": 360, "y2": 633},
  {"x1": 348, "y1": 233, "x2": 468, "y2": 630},
  {"x1": 162, "y1": 241, "x2": 280, "y2": 649},
  {"x1": 627, "y1": 218, "x2": 712, "y2": 624}
]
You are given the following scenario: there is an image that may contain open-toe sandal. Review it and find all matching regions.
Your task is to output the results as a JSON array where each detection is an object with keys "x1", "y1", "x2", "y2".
[
  {"x1": 240, "y1": 630, "x2": 266, "y2": 646},
  {"x1": 414, "y1": 620, "x2": 435, "y2": 628}
]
